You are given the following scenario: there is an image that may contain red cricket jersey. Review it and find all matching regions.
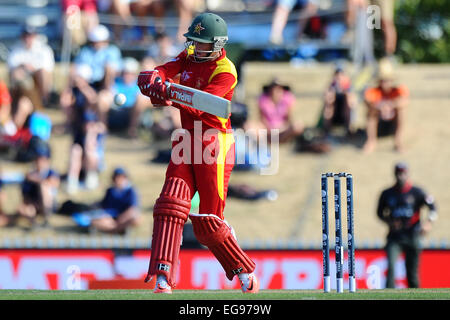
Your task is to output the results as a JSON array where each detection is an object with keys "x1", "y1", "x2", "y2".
[{"x1": 155, "y1": 48, "x2": 237, "y2": 132}]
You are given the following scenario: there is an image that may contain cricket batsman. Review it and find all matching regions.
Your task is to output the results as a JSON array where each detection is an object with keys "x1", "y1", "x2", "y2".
[{"x1": 137, "y1": 13, "x2": 259, "y2": 294}]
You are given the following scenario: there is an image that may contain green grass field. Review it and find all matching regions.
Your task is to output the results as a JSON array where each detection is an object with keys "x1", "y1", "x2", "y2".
[{"x1": 1, "y1": 289, "x2": 449, "y2": 300}]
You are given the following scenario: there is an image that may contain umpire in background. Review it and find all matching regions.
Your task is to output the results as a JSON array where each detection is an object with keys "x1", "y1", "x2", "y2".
[{"x1": 377, "y1": 162, "x2": 438, "y2": 288}]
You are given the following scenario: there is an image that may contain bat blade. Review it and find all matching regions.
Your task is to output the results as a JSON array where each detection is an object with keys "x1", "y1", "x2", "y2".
[{"x1": 167, "y1": 82, "x2": 231, "y2": 118}]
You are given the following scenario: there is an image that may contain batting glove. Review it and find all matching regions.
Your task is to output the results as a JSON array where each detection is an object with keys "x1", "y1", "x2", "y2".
[{"x1": 137, "y1": 70, "x2": 163, "y2": 97}]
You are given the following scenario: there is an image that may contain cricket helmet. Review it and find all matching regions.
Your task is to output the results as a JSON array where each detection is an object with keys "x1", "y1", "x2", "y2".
[{"x1": 183, "y1": 13, "x2": 228, "y2": 54}]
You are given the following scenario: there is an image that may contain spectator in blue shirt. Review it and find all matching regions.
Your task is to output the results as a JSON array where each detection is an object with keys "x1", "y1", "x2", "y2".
[
  {"x1": 73, "y1": 24, "x2": 122, "y2": 90},
  {"x1": 16, "y1": 144, "x2": 60, "y2": 228},
  {"x1": 102, "y1": 57, "x2": 151, "y2": 137},
  {"x1": 60, "y1": 24, "x2": 122, "y2": 127},
  {"x1": 90, "y1": 167, "x2": 141, "y2": 234}
]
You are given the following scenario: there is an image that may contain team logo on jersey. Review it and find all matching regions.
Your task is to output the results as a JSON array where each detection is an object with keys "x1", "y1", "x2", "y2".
[
  {"x1": 195, "y1": 78, "x2": 204, "y2": 89},
  {"x1": 181, "y1": 71, "x2": 193, "y2": 81},
  {"x1": 193, "y1": 23, "x2": 205, "y2": 35}
]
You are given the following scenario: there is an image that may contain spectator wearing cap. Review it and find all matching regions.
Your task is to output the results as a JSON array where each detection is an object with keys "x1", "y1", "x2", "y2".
[
  {"x1": 90, "y1": 167, "x2": 140, "y2": 234},
  {"x1": 61, "y1": 24, "x2": 122, "y2": 125},
  {"x1": 15, "y1": 144, "x2": 60, "y2": 228},
  {"x1": 7, "y1": 25, "x2": 55, "y2": 109},
  {"x1": 61, "y1": 53, "x2": 106, "y2": 195},
  {"x1": 377, "y1": 162, "x2": 438, "y2": 288},
  {"x1": 59, "y1": 62, "x2": 97, "y2": 133},
  {"x1": 74, "y1": 24, "x2": 122, "y2": 91},
  {"x1": 98, "y1": 57, "x2": 152, "y2": 137},
  {"x1": 258, "y1": 78, "x2": 304, "y2": 143},
  {"x1": 363, "y1": 59, "x2": 409, "y2": 153}
]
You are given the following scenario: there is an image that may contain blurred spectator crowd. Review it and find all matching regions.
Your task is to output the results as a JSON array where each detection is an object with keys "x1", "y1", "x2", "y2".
[{"x1": 0, "y1": 0, "x2": 404, "y2": 235}]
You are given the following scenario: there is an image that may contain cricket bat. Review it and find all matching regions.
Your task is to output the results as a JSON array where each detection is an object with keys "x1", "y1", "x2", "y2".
[{"x1": 164, "y1": 81, "x2": 231, "y2": 119}]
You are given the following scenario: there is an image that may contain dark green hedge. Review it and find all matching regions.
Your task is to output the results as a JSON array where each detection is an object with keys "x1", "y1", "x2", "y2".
[{"x1": 394, "y1": 0, "x2": 450, "y2": 62}]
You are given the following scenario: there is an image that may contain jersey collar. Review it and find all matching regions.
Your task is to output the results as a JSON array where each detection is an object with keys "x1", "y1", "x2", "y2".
[{"x1": 396, "y1": 181, "x2": 412, "y2": 193}]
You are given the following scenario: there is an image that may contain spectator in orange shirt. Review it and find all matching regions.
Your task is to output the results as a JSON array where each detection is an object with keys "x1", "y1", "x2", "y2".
[
  {"x1": 363, "y1": 60, "x2": 408, "y2": 153},
  {"x1": 0, "y1": 81, "x2": 39, "y2": 154},
  {"x1": 0, "y1": 81, "x2": 34, "y2": 144},
  {"x1": 0, "y1": 81, "x2": 12, "y2": 131}
]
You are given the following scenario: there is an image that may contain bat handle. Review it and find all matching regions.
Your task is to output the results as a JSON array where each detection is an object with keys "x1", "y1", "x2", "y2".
[
  {"x1": 154, "y1": 76, "x2": 172, "y2": 97},
  {"x1": 164, "y1": 80, "x2": 172, "y2": 94},
  {"x1": 155, "y1": 76, "x2": 171, "y2": 88}
]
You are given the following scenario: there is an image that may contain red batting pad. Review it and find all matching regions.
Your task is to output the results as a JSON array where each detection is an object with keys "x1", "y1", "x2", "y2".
[
  {"x1": 190, "y1": 214, "x2": 256, "y2": 280},
  {"x1": 146, "y1": 177, "x2": 191, "y2": 287}
]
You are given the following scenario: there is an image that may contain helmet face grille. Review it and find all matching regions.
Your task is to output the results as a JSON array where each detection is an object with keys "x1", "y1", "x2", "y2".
[
  {"x1": 184, "y1": 40, "x2": 224, "y2": 63},
  {"x1": 213, "y1": 36, "x2": 228, "y2": 52}
]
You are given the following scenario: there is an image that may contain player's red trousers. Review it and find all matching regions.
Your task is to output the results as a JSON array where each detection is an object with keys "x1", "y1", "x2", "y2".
[
  {"x1": 167, "y1": 127, "x2": 235, "y2": 219},
  {"x1": 147, "y1": 127, "x2": 256, "y2": 287}
]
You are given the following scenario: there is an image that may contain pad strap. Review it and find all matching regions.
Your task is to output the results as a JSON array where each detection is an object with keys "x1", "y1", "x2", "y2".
[
  {"x1": 190, "y1": 213, "x2": 255, "y2": 280},
  {"x1": 146, "y1": 177, "x2": 191, "y2": 287}
]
